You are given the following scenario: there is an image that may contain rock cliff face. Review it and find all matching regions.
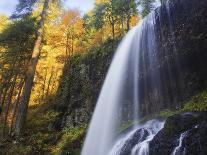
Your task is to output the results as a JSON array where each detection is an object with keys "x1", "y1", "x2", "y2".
[
  {"x1": 138, "y1": 0, "x2": 207, "y2": 116},
  {"x1": 53, "y1": 39, "x2": 119, "y2": 129},
  {"x1": 54, "y1": 0, "x2": 207, "y2": 129}
]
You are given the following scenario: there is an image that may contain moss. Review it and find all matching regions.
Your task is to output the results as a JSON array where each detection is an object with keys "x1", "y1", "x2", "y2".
[
  {"x1": 164, "y1": 122, "x2": 174, "y2": 135},
  {"x1": 183, "y1": 90, "x2": 207, "y2": 112},
  {"x1": 0, "y1": 123, "x2": 9, "y2": 143},
  {"x1": 52, "y1": 125, "x2": 86, "y2": 154},
  {"x1": 159, "y1": 109, "x2": 181, "y2": 118}
]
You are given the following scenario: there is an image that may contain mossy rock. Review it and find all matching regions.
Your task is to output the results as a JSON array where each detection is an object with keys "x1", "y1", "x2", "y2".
[{"x1": 163, "y1": 113, "x2": 198, "y2": 136}]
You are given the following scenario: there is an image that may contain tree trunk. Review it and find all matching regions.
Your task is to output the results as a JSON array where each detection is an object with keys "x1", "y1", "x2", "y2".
[
  {"x1": 0, "y1": 60, "x2": 17, "y2": 110},
  {"x1": 42, "y1": 69, "x2": 47, "y2": 101},
  {"x1": 46, "y1": 67, "x2": 54, "y2": 98},
  {"x1": 108, "y1": 14, "x2": 115, "y2": 39},
  {"x1": 126, "y1": 15, "x2": 130, "y2": 32},
  {"x1": 0, "y1": 87, "x2": 9, "y2": 112},
  {"x1": 10, "y1": 79, "x2": 24, "y2": 134},
  {"x1": 0, "y1": 78, "x2": 3, "y2": 113},
  {"x1": 0, "y1": 86, "x2": 4, "y2": 115},
  {"x1": 65, "y1": 32, "x2": 70, "y2": 63},
  {"x1": 14, "y1": 0, "x2": 50, "y2": 137},
  {"x1": 50, "y1": 69, "x2": 58, "y2": 95},
  {"x1": 111, "y1": 20, "x2": 115, "y2": 39},
  {"x1": 112, "y1": 24, "x2": 115, "y2": 39},
  {"x1": 3, "y1": 74, "x2": 18, "y2": 136}
]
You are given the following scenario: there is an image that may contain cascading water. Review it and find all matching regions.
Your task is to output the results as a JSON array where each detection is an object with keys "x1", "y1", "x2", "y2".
[
  {"x1": 81, "y1": 11, "x2": 162, "y2": 155},
  {"x1": 108, "y1": 120, "x2": 165, "y2": 155},
  {"x1": 81, "y1": 23, "x2": 143, "y2": 155},
  {"x1": 171, "y1": 131, "x2": 188, "y2": 155},
  {"x1": 171, "y1": 125, "x2": 199, "y2": 155},
  {"x1": 81, "y1": 1, "x2": 185, "y2": 155},
  {"x1": 82, "y1": 21, "x2": 141, "y2": 155},
  {"x1": 130, "y1": 120, "x2": 164, "y2": 155}
]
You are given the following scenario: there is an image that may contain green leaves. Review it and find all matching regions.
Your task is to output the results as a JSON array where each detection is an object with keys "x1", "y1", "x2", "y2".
[{"x1": 11, "y1": 0, "x2": 38, "y2": 18}]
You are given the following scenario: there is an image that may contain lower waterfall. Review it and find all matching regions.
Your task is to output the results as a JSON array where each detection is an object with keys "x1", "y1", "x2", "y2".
[
  {"x1": 171, "y1": 131, "x2": 188, "y2": 155},
  {"x1": 109, "y1": 120, "x2": 165, "y2": 155}
]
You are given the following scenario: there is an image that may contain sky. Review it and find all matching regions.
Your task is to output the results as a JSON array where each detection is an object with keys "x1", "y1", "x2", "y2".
[
  {"x1": 0, "y1": 0, "x2": 18, "y2": 16},
  {"x1": 0, "y1": 0, "x2": 95, "y2": 16},
  {"x1": 65, "y1": 0, "x2": 94, "y2": 14}
]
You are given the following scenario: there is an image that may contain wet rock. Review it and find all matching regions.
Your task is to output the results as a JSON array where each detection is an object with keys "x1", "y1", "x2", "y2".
[
  {"x1": 139, "y1": 0, "x2": 207, "y2": 117},
  {"x1": 149, "y1": 112, "x2": 207, "y2": 155},
  {"x1": 119, "y1": 128, "x2": 149, "y2": 155},
  {"x1": 183, "y1": 120, "x2": 207, "y2": 155}
]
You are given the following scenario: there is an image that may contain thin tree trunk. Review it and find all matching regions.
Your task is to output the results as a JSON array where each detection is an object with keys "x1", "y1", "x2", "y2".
[
  {"x1": 126, "y1": 15, "x2": 130, "y2": 32},
  {"x1": 109, "y1": 15, "x2": 115, "y2": 39},
  {"x1": 42, "y1": 69, "x2": 47, "y2": 101},
  {"x1": 65, "y1": 32, "x2": 70, "y2": 64},
  {"x1": 10, "y1": 79, "x2": 24, "y2": 134},
  {"x1": 0, "y1": 86, "x2": 4, "y2": 115},
  {"x1": 1, "y1": 87, "x2": 9, "y2": 112},
  {"x1": 112, "y1": 21, "x2": 115, "y2": 39},
  {"x1": 0, "y1": 60, "x2": 17, "y2": 110},
  {"x1": 71, "y1": 31, "x2": 74, "y2": 55},
  {"x1": 50, "y1": 69, "x2": 58, "y2": 95},
  {"x1": 0, "y1": 77, "x2": 3, "y2": 112},
  {"x1": 3, "y1": 74, "x2": 18, "y2": 136},
  {"x1": 46, "y1": 67, "x2": 54, "y2": 98},
  {"x1": 14, "y1": 0, "x2": 50, "y2": 137}
]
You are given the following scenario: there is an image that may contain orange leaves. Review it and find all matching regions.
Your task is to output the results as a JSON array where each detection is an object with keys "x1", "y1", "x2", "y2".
[
  {"x1": 130, "y1": 15, "x2": 140, "y2": 27},
  {"x1": 61, "y1": 9, "x2": 80, "y2": 26}
]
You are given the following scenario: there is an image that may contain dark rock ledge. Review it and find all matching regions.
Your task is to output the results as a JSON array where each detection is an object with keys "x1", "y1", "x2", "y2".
[{"x1": 149, "y1": 112, "x2": 207, "y2": 155}]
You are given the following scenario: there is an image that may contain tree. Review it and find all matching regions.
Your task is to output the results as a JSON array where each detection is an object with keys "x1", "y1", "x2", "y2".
[
  {"x1": 14, "y1": 0, "x2": 50, "y2": 137},
  {"x1": 119, "y1": 0, "x2": 138, "y2": 31},
  {"x1": 91, "y1": 0, "x2": 138, "y2": 39},
  {"x1": 0, "y1": 17, "x2": 36, "y2": 127},
  {"x1": 11, "y1": 0, "x2": 37, "y2": 18},
  {"x1": 93, "y1": 3, "x2": 106, "y2": 30}
]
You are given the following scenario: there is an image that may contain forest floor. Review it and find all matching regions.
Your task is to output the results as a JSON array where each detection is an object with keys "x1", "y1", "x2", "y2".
[{"x1": 0, "y1": 101, "x2": 86, "y2": 155}]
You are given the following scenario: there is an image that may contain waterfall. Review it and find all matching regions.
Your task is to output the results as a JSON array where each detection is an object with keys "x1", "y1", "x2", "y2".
[
  {"x1": 109, "y1": 120, "x2": 165, "y2": 155},
  {"x1": 81, "y1": 1, "x2": 185, "y2": 155},
  {"x1": 81, "y1": 10, "x2": 161, "y2": 155},
  {"x1": 81, "y1": 22, "x2": 143, "y2": 155}
]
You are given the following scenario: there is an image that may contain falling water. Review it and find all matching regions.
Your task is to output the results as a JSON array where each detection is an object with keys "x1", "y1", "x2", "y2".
[
  {"x1": 81, "y1": 9, "x2": 161, "y2": 154},
  {"x1": 81, "y1": 23, "x2": 143, "y2": 155},
  {"x1": 171, "y1": 124, "x2": 199, "y2": 155},
  {"x1": 108, "y1": 120, "x2": 164, "y2": 155},
  {"x1": 81, "y1": 1, "x2": 184, "y2": 155},
  {"x1": 171, "y1": 131, "x2": 188, "y2": 155},
  {"x1": 131, "y1": 120, "x2": 164, "y2": 155}
]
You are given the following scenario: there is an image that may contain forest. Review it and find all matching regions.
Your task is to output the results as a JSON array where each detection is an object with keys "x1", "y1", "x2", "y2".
[{"x1": 0, "y1": 0, "x2": 207, "y2": 155}]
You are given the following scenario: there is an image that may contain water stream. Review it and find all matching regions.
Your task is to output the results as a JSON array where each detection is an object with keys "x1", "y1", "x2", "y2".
[
  {"x1": 171, "y1": 131, "x2": 188, "y2": 155},
  {"x1": 108, "y1": 120, "x2": 164, "y2": 155}
]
